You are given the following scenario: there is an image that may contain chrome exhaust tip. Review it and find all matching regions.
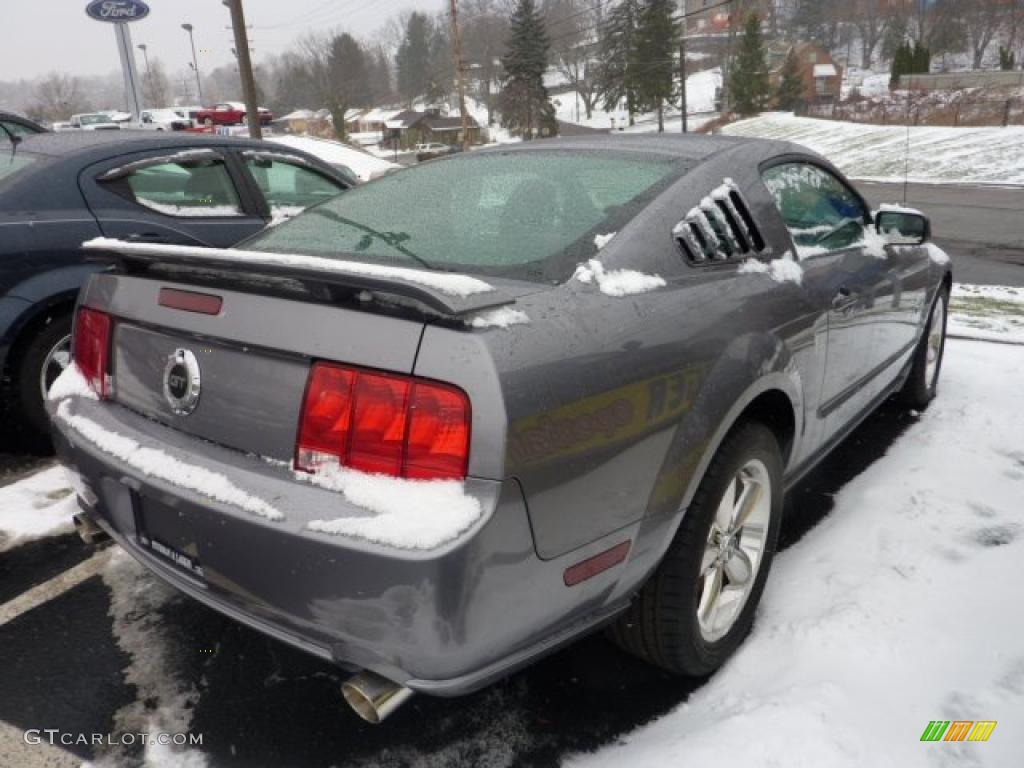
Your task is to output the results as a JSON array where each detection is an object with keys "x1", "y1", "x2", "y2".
[
  {"x1": 73, "y1": 513, "x2": 109, "y2": 546},
  {"x1": 341, "y1": 671, "x2": 413, "y2": 724}
]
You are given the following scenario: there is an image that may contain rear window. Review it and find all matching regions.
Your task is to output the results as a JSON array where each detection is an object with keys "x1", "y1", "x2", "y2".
[
  {"x1": 0, "y1": 153, "x2": 36, "y2": 185},
  {"x1": 244, "y1": 151, "x2": 681, "y2": 282}
]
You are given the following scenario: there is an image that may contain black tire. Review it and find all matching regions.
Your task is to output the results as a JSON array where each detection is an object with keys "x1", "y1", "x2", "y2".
[
  {"x1": 14, "y1": 313, "x2": 73, "y2": 441},
  {"x1": 608, "y1": 421, "x2": 783, "y2": 676},
  {"x1": 900, "y1": 285, "x2": 949, "y2": 411}
]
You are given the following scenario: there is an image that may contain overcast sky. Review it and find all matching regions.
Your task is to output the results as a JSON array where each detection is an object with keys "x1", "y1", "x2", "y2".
[{"x1": 4, "y1": 0, "x2": 441, "y2": 80}]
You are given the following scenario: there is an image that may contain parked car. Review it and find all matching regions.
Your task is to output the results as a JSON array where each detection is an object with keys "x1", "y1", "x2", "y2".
[
  {"x1": 137, "y1": 108, "x2": 193, "y2": 131},
  {"x1": 0, "y1": 130, "x2": 353, "y2": 444},
  {"x1": 0, "y1": 111, "x2": 47, "y2": 140},
  {"x1": 50, "y1": 135, "x2": 950, "y2": 724},
  {"x1": 196, "y1": 102, "x2": 273, "y2": 127},
  {"x1": 268, "y1": 134, "x2": 400, "y2": 183},
  {"x1": 414, "y1": 141, "x2": 451, "y2": 162},
  {"x1": 65, "y1": 113, "x2": 122, "y2": 131}
]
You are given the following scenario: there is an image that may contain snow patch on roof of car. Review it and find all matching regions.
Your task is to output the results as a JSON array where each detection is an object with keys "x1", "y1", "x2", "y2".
[
  {"x1": 82, "y1": 237, "x2": 496, "y2": 298},
  {"x1": 299, "y1": 465, "x2": 483, "y2": 549},
  {"x1": 573, "y1": 258, "x2": 666, "y2": 297},
  {"x1": 54, "y1": 400, "x2": 284, "y2": 522}
]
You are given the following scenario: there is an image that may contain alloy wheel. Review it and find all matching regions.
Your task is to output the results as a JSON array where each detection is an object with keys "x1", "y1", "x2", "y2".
[{"x1": 697, "y1": 459, "x2": 772, "y2": 642}]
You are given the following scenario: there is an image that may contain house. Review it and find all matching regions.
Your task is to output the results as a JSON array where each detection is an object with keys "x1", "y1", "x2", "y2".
[
  {"x1": 382, "y1": 108, "x2": 482, "y2": 149},
  {"x1": 767, "y1": 41, "x2": 843, "y2": 106}
]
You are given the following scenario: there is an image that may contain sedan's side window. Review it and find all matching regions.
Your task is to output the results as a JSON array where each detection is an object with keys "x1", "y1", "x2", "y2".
[
  {"x1": 243, "y1": 154, "x2": 346, "y2": 218},
  {"x1": 762, "y1": 162, "x2": 867, "y2": 258},
  {"x1": 109, "y1": 156, "x2": 244, "y2": 218}
]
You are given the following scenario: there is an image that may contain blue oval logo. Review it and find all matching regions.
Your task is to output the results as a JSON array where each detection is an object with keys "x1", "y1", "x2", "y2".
[{"x1": 85, "y1": 0, "x2": 150, "y2": 23}]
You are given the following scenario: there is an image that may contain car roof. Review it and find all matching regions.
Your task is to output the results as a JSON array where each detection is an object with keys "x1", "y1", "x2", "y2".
[{"x1": 16, "y1": 130, "x2": 274, "y2": 159}]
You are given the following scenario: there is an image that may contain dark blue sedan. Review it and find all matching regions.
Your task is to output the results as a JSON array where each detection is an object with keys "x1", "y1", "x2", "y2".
[{"x1": 0, "y1": 130, "x2": 352, "y2": 442}]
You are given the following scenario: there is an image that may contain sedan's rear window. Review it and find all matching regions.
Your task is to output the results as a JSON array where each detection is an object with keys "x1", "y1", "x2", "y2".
[
  {"x1": 244, "y1": 151, "x2": 680, "y2": 282},
  {"x1": 0, "y1": 153, "x2": 36, "y2": 185}
]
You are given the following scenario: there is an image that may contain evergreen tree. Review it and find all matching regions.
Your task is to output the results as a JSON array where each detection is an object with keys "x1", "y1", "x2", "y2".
[
  {"x1": 912, "y1": 41, "x2": 930, "y2": 74},
  {"x1": 499, "y1": 0, "x2": 557, "y2": 140},
  {"x1": 425, "y1": 23, "x2": 452, "y2": 105},
  {"x1": 999, "y1": 46, "x2": 1017, "y2": 71},
  {"x1": 776, "y1": 49, "x2": 803, "y2": 111},
  {"x1": 596, "y1": 0, "x2": 641, "y2": 125},
  {"x1": 890, "y1": 41, "x2": 909, "y2": 89},
  {"x1": 327, "y1": 33, "x2": 371, "y2": 139},
  {"x1": 396, "y1": 12, "x2": 432, "y2": 106},
  {"x1": 368, "y1": 48, "x2": 393, "y2": 106},
  {"x1": 633, "y1": 0, "x2": 678, "y2": 132},
  {"x1": 729, "y1": 12, "x2": 769, "y2": 116}
]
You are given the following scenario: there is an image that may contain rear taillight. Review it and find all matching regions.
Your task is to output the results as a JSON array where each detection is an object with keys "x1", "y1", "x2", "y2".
[
  {"x1": 296, "y1": 362, "x2": 470, "y2": 481},
  {"x1": 73, "y1": 307, "x2": 112, "y2": 398}
]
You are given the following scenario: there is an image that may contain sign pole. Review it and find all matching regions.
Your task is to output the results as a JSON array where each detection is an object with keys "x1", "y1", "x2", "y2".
[{"x1": 114, "y1": 22, "x2": 145, "y2": 119}]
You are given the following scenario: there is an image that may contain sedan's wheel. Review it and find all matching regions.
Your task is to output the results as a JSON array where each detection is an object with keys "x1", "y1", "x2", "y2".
[
  {"x1": 608, "y1": 421, "x2": 783, "y2": 676},
  {"x1": 203, "y1": 117, "x2": 213, "y2": 126},
  {"x1": 900, "y1": 286, "x2": 949, "y2": 410},
  {"x1": 14, "y1": 313, "x2": 73, "y2": 441}
]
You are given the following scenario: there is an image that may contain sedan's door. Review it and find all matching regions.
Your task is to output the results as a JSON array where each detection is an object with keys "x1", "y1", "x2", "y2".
[
  {"x1": 80, "y1": 147, "x2": 267, "y2": 248},
  {"x1": 760, "y1": 161, "x2": 880, "y2": 421}
]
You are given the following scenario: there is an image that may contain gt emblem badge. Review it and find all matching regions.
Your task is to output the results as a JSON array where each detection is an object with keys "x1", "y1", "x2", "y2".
[{"x1": 163, "y1": 348, "x2": 201, "y2": 415}]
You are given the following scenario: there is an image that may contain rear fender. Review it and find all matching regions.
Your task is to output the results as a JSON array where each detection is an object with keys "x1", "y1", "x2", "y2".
[{"x1": 645, "y1": 331, "x2": 802, "y2": 523}]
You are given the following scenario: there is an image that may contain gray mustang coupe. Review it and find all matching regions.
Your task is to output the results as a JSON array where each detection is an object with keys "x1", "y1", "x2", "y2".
[{"x1": 49, "y1": 134, "x2": 950, "y2": 723}]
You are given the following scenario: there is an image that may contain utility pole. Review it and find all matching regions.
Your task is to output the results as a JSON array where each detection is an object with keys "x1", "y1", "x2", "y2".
[
  {"x1": 448, "y1": 0, "x2": 472, "y2": 152},
  {"x1": 224, "y1": 0, "x2": 261, "y2": 139},
  {"x1": 679, "y1": 13, "x2": 687, "y2": 133}
]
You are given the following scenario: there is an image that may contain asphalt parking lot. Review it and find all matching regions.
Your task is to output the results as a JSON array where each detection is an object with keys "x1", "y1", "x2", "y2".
[{"x1": 0, "y1": 180, "x2": 1019, "y2": 766}]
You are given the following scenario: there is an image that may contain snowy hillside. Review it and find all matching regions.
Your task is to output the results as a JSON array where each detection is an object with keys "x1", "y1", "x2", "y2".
[{"x1": 722, "y1": 112, "x2": 1024, "y2": 185}]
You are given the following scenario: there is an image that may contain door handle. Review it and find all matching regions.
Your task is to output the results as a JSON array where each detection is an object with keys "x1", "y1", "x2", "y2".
[{"x1": 125, "y1": 232, "x2": 169, "y2": 243}]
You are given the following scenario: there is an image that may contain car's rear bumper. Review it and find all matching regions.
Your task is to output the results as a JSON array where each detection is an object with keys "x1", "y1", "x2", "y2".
[{"x1": 50, "y1": 395, "x2": 638, "y2": 695}]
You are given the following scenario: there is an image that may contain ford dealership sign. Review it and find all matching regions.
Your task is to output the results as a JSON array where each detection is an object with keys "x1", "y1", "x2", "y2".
[{"x1": 85, "y1": 0, "x2": 150, "y2": 23}]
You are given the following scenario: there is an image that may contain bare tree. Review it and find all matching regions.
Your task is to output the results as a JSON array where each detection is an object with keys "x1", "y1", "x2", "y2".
[
  {"x1": 851, "y1": 0, "x2": 891, "y2": 69},
  {"x1": 142, "y1": 59, "x2": 171, "y2": 107},
  {"x1": 962, "y1": 0, "x2": 1009, "y2": 68},
  {"x1": 543, "y1": 0, "x2": 600, "y2": 119},
  {"x1": 32, "y1": 72, "x2": 91, "y2": 121},
  {"x1": 462, "y1": 0, "x2": 511, "y2": 124}
]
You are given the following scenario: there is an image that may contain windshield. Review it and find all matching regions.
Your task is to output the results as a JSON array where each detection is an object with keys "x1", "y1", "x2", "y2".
[{"x1": 244, "y1": 150, "x2": 681, "y2": 282}]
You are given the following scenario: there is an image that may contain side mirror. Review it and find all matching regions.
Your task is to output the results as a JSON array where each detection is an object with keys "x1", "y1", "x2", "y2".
[{"x1": 875, "y1": 207, "x2": 930, "y2": 245}]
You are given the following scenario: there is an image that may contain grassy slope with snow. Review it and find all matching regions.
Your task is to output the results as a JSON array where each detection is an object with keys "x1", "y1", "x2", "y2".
[
  {"x1": 722, "y1": 112, "x2": 1024, "y2": 185},
  {"x1": 571, "y1": 338, "x2": 1024, "y2": 768}
]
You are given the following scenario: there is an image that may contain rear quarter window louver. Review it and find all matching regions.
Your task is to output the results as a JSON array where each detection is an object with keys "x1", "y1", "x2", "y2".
[{"x1": 674, "y1": 179, "x2": 765, "y2": 265}]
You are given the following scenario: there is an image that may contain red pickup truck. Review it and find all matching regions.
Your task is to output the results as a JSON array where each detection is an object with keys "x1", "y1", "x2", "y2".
[{"x1": 195, "y1": 101, "x2": 273, "y2": 126}]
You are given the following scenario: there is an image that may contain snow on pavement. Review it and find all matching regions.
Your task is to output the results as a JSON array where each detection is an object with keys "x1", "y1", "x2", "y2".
[
  {"x1": 0, "y1": 465, "x2": 75, "y2": 551},
  {"x1": 722, "y1": 112, "x2": 1024, "y2": 185},
  {"x1": 569, "y1": 338, "x2": 1024, "y2": 768}
]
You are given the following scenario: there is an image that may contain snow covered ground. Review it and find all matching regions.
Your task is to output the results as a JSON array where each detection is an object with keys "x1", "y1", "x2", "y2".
[
  {"x1": 722, "y1": 112, "x2": 1024, "y2": 185},
  {"x1": 571, "y1": 337, "x2": 1024, "y2": 768},
  {"x1": 949, "y1": 284, "x2": 1024, "y2": 344}
]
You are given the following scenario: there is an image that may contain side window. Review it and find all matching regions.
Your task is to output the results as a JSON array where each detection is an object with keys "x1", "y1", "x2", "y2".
[
  {"x1": 761, "y1": 162, "x2": 866, "y2": 257},
  {"x1": 244, "y1": 154, "x2": 345, "y2": 216},
  {"x1": 1, "y1": 120, "x2": 38, "y2": 138},
  {"x1": 108, "y1": 156, "x2": 244, "y2": 218}
]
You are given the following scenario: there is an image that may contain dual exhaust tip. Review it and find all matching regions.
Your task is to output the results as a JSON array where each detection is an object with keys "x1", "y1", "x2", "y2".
[{"x1": 74, "y1": 514, "x2": 410, "y2": 724}]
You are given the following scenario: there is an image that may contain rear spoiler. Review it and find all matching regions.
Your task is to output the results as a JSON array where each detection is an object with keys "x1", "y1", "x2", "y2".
[{"x1": 81, "y1": 238, "x2": 518, "y2": 316}]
